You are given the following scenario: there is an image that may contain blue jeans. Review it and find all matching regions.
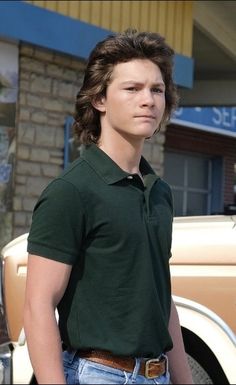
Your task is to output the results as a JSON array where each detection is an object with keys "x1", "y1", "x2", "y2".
[{"x1": 63, "y1": 350, "x2": 170, "y2": 384}]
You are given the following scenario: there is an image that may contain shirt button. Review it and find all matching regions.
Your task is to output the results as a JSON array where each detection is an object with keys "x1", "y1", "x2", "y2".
[{"x1": 127, "y1": 175, "x2": 133, "y2": 179}]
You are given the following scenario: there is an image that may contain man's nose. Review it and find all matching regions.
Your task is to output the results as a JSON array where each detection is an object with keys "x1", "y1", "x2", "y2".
[{"x1": 141, "y1": 89, "x2": 154, "y2": 106}]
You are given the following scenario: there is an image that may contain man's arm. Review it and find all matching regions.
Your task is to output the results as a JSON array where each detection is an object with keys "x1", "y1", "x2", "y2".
[
  {"x1": 167, "y1": 297, "x2": 194, "y2": 384},
  {"x1": 24, "y1": 254, "x2": 72, "y2": 384}
]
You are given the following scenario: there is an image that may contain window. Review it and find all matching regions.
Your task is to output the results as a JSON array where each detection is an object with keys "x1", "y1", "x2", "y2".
[
  {"x1": 0, "y1": 40, "x2": 18, "y2": 249},
  {"x1": 64, "y1": 116, "x2": 82, "y2": 168},
  {"x1": 164, "y1": 151, "x2": 223, "y2": 216}
]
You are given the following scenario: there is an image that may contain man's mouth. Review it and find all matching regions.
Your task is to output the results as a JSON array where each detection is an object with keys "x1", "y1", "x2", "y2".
[{"x1": 135, "y1": 115, "x2": 156, "y2": 119}]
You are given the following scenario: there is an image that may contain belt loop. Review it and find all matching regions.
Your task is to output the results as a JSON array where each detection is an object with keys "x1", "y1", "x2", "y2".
[
  {"x1": 64, "y1": 349, "x2": 78, "y2": 364},
  {"x1": 163, "y1": 354, "x2": 168, "y2": 374},
  {"x1": 131, "y1": 358, "x2": 141, "y2": 382}
]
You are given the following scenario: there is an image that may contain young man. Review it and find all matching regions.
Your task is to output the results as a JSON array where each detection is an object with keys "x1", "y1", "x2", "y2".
[{"x1": 24, "y1": 29, "x2": 194, "y2": 384}]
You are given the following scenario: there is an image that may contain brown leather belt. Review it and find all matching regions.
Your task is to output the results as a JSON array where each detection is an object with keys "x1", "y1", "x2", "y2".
[{"x1": 78, "y1": 349, "x2": 166, "y2": 379}]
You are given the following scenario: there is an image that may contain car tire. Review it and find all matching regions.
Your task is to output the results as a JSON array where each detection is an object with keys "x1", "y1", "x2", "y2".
[{"x1": 187, "y1": 354, "x2": 213, "y2": 384}]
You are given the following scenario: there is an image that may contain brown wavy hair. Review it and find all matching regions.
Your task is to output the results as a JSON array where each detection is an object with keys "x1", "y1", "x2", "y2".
[{"x1": 73, "y1": 28, "x2": 179, "y2": 145}]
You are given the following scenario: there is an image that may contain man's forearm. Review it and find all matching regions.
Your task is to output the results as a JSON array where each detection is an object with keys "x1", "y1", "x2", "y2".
[
  {"x1": 24, "y1": 307, "x2": 66, "y2": 384},
  {"x1": 167, "y1": 299, "x2": 194, "y2": 384}
]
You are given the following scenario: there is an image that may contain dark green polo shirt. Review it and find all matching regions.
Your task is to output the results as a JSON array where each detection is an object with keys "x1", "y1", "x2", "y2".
[{"x1": 27, "y1": 144, "x2": 174, "y2": 358}]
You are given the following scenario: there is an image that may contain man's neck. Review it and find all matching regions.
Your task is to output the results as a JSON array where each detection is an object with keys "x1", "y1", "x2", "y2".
[{"x1": 98, "y1": 134, "x2": 144, "y2": 175}]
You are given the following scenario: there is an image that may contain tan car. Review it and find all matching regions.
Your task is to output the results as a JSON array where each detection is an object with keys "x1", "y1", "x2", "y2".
[
  {"x1": 0, "y1": 214, "x2": 236, "y2": 384},
  {"x1": 171, "y1": 215, "x2": 236, "y2": 384}
]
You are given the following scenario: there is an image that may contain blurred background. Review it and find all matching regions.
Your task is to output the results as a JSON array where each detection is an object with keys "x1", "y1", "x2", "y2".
[{"x1": 0, "y1": 0, "x2": 235, "y2": 249}]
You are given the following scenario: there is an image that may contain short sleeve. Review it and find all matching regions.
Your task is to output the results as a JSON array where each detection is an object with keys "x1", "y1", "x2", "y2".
[{"x1": 27, "y1": 178, "x2": 85, "y2": 265}]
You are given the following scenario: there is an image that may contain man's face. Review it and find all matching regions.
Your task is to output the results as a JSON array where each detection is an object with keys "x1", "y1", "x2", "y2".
[{"x1": 97, "y1": 59, "x2": 166, "y2": 142}]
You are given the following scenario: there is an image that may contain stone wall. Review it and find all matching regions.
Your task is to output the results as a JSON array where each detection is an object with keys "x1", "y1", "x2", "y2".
[
  {"x1": 13, "y1": 43, "x2": 85, "y2": 237},
  {"x1": 12, "y1": 43, "x2": 165, "y2": 239}
]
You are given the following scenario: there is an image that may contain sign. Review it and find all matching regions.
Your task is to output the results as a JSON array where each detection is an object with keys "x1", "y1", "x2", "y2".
[
  {"x1": 0, "y1": 163, "x2": 12, "y2": 183},
  {"x1": 171, "y1": 107, "x2": 236, "y2": 138},
  {"x1": 0, "y1": 41, "x2": 18, "y2": 220}
]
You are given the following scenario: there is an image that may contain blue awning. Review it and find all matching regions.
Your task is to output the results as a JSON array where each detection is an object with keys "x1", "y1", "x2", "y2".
[{"x1": 0, "y1": 1, "x2": 194, "y2": 88}]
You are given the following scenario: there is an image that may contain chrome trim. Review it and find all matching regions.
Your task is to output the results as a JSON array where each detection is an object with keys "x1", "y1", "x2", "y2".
[
  {"x1": 173, "y1": 295, "x2": 236, "y2": 346},
  {"x1": 0, "y1": 344, "x2": 13, "y2": 384},
  {"x1": 0, "y1": 253, "x2": 13, "y2": 384}
]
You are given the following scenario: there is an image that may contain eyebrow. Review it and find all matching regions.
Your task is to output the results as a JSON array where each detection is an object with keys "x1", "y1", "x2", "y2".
[{"x1": 120, "y1": 81, "x2": 165, "y2": 87}]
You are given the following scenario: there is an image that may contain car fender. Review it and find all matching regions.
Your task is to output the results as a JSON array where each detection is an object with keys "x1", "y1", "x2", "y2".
[{"x1": 174, "y1": 295, "x2": 236, "y2": 384}]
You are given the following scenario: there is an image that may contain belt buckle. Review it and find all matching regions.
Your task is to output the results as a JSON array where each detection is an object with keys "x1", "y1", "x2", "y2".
[{"x1": 144, "y1": 357, "x2": 164, "y2": 379}]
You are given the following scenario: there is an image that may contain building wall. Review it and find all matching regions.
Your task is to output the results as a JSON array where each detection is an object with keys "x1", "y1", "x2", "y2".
[
  {"x1": 165, "y1": 124, "x2": 236, "y2": 206},
  {"x1": 13, "y1": 43, "x2": 85, "y2": 238},
  {"x1": 0, "y1": 41, "x2": 18, "y2": 250},
  {"x1": 26, "y1": 0, "x2": 193, "y2": 57},
  {"x1": 1, "y1": 2, "x2": 234, "y2": 245},
  {"x1": 1, "y1": 0, "x2": 193, "y2": 245},
  {"x1": 12, "y1": 43, "x2": 166, "y2": 239},
  {"x1": 11, "y1": 44, "x2": 236, "y2": 239}
]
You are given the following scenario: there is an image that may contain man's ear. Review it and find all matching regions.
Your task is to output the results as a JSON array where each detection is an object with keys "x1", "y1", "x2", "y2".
[{"x1": 92, "y1": 96, "x2": 106, "y2": 112}]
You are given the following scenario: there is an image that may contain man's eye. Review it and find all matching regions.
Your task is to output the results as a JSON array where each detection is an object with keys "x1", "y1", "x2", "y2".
[
  {"x1": 152, "y1": 87, "x2": 164, "y2": 93},
  {"x1": 126, "y1": 87, "x2": 138, "y2": 92}
]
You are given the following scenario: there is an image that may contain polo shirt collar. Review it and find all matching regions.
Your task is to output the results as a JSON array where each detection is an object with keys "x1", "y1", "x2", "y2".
[{"x1": 80, "y1": 143, "x2": 159, "y2": 185}]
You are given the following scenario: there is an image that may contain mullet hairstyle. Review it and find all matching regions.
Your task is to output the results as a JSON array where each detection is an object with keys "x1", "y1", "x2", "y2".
[{"x1": 73, "y1": 28, "x2": 179, "y2": 145}]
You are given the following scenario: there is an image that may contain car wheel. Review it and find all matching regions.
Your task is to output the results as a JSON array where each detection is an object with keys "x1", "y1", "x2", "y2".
[{"x1": 187, "y1": 354, "x2": 213, "y2": 384}]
